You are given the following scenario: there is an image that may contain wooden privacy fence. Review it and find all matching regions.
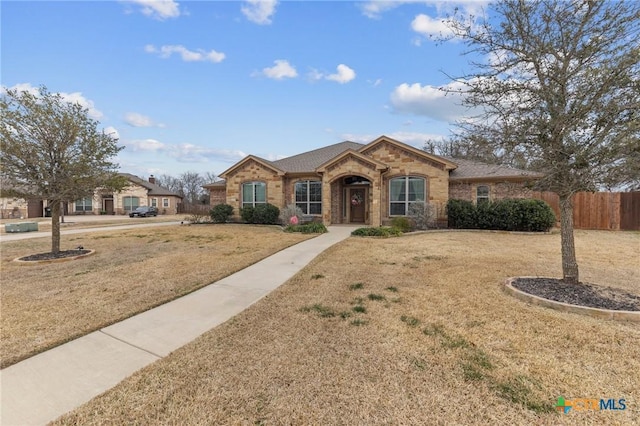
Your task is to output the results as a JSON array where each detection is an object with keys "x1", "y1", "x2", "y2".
[{"x1": 531, "y1": 191, "x2": 640, "y2": 231}]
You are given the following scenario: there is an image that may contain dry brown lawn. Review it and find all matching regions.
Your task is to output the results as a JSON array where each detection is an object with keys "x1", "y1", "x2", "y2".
[
  {"x1": 53, "y1": 230, "x2": 639, "y2": 425},
  {"x1": 0, "y1": 224, "x2": 312, "y2": 368}
]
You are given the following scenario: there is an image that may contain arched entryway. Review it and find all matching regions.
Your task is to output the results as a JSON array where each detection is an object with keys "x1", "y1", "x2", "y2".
[{"x1": 330, "y1": 175, "x2": 371, "y2": 224}]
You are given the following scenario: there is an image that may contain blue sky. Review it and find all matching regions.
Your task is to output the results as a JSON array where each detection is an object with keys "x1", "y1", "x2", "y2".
[{"x1": 2, "y1": 0, "x2": 487, "y2": 180}]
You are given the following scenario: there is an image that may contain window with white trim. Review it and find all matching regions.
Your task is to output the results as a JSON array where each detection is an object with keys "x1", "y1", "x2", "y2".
[
  {"x1": 476, "y1": 185, "x2": 490, "y2": 204},
  {"x1": 163, "y1": 198, "x2": 169, "y2": 208},
  {"x1": 74, "y1": 197, "x2": 92, "y2": 212},
  {"x1": 389, "y1": 176, "x2": 425, "y2": 216},
  {"x1": 295, "y1": 180, "x2": 322, "y2": 215},
  {"x1": 151, "y1": 198, "x2": 158, "y2": 207},
  {"x1": 242, "y1": 182, "x2": 266, "y2": 208}
]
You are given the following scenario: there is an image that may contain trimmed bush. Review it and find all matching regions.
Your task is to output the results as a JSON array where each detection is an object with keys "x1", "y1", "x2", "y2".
[
  {"x1": 351, "y1": 227, "x2": 403, "y2": 237},
  {"x1": 240, "y1": 206, "x2": 255, "y2": 223},
  {"x1": 446, "y1": 199, "x2": 476, "y2": 229},
  {"x1": 241, "y1": 203, "x2": 280, "y2": 224},
  {"x1": 285, "y1": 223, "x2": 328, "y2": 234},
  {"x1": 391, "y1": 217, "x2": 413, "y2": 232},
  {"x1": 446, "y1": 198, "x2": 555, "y2": 232},
  {"x1": 209, "y1": 204, "x2": 233, "y2": 223}
]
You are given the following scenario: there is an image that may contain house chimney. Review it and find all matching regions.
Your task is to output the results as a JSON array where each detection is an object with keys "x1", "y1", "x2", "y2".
[{"x1": 149, "y1": 175, "x2": 156, "y2": 184}]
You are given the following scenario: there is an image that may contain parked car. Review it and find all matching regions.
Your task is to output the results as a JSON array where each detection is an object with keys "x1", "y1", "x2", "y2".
[{"x1": 129, "y1": 206, "x2": 158, "y2": 217}]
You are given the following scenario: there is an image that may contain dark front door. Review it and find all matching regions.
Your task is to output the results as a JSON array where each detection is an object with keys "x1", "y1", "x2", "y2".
[
  {"x1": 350, "y1": 188, "x2": 366, "y2": 223},
  {"x1": 104, "y1": 199, "x2": 114, "y2": 214}
]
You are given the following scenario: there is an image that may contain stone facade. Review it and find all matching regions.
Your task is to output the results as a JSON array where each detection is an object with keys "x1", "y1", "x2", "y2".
[
  {"x1": 213, "y1": 136, "x2": 540, "y2": 227},
  {"x1": 448, "y1": 181, "x2": 534, "y2": 204},
  {"x1": 224, "y1": 158, "x2": 285, "y2": 221}
]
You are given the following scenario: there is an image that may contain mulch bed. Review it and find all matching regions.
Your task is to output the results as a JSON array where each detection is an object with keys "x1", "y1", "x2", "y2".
[
  {"x1": 18, "y1": 249, "x2": 91, "y2": 262},
  {"x1": 513, "y1": 277, "x2": 640, "y2": 311}
]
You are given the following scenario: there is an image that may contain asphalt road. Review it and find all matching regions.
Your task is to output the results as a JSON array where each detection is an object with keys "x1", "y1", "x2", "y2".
[{"x1": 0, "y1": 219, "x2": 183, "y2": 242}]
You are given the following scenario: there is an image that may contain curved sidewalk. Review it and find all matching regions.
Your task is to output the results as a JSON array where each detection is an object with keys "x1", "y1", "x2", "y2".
[{"x1": 0, "y1": 226, "x2": 355, "y2": 425}]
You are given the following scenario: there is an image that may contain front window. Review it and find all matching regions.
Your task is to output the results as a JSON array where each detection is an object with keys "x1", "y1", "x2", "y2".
[
  {"x1": 242, "y1": 182, "x2": 266, "y2": 208},
  {"x1": 295, "y1": 180, "x2": 322, "y2": 215},
  {"x1": 477, "y1": 185, "x2": 490, "y2": 204},
  {"x1": 389, "y1": 176, "x2": 425, "y2": 216},
  {"x1": 163, "y1": 198, "x2": 169, "y2": 208},
  {"x1": 151, "y1": 198, "x2": 158, "y2": 207},
  {"x1": 123, "y1": 196, "x2": 140, "y2": 212},
  {"x1": 75, "y1": 197, "x2": 92, "y2": 212}
]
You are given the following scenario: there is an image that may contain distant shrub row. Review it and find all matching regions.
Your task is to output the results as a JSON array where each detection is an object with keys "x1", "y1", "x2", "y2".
[{"x1": 446, "y1": 199, "x2": 555, "y2": 232}]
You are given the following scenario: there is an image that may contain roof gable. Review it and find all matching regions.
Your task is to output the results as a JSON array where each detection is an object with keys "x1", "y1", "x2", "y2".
[
  {"x1": 220, "y1": 155, "x2": 284, "y2": 178},
  {"x1": 359, "y1": 135, "x2": 458, "y2": 171},
  {"x1": 315, "y1": 149, "x2": 388, "y2": 173}
]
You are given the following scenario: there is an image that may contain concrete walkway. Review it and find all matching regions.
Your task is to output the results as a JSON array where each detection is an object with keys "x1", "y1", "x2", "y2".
[{"x1": 0, "y1": 226, "x2": 355, "y2": 425}]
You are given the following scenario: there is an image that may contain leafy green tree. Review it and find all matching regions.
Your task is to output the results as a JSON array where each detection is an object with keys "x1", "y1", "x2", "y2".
[
  {"x1": 445, "y1": 0, "x2": 639, "y2": 284},
  {"x1": 1, "y1": 85, "x2": 124, "y2": 253}
]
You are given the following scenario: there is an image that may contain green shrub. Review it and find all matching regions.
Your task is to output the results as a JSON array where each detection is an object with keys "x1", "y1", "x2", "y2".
[
  {"x1": 209, "y1": 204, "x2": 233, "y2": 223},
  {"x1": 284, "y1": 222, "x2": 328, "y2": 233},
  {"x1": 351, "y1": 227, "x2": 403, "y2": 237},
  {"x1": 446, "y1": 198, "x2": 555, "y2": 232},
  {"x1": 446, "y1": 199, "x2": 476, "y2": 229},
  {"x1": 391, "y1": 216, "x2": 413, "y2": 232},
  {"x1": 241, "y1": 203, "x2": 280, "y2": 224},
  {"x1": 240, "y1": 206, "x2": 255, "y2": 223}
]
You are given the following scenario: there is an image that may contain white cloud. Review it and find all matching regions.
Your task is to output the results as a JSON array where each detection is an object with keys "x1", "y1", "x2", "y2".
[
  {"x1": 390, "y1": 81, "x2": 470, "y2": 122},
  {"x1": 256, "y1": 60, "x2": 298, "y2": 80},
  {"x1": 145, "y1": 44, "x2": 225, "y2": 63},
  {"x1": 411, "y1": 13, "x2": 455, "y2": 39},
  {"x1": 2, "y1": 83, "x2": 103, "y2": 119},
  {"x1": 241, "y1": 0, "x2": 278, "y2": 25},
  {"x1": 103, "y1": 126, "x2": 120, "y2": 140},
  {"x1": 126, "y1": 138, "x2": 166, "y2": 152},
  {"x1": 124, "y1": 112, "x2": 165, "y2": 128},
  {"x1": 360, "y1": 1, "x2": 408, "y2": 19},
  {"x1": 170, "y1": 144, "x2": 247, "y2": 163},
  {"x1": 123, "y1": 138, "x2": 246, "y2": 163},
  {"x1": 308, "y1": 64, "x2": 356, "y2": 84},
  {"x1": 326, "y1": 64, "x2": 356, "y2": 84},
  {"x1": 121, "y1": 0, "x2": 181, "y2": 20}
]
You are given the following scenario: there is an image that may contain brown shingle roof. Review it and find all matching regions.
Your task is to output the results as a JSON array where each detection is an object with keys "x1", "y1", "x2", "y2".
[
  {"x1": 271, "y1": 141, "x2": 364, "y2": 173},
  {"x1": 447, "y1": 158, "x2": 543, "y2": 180},
  {"x1": 119, "y1": 173, "x2": 183, "y2": 197}
]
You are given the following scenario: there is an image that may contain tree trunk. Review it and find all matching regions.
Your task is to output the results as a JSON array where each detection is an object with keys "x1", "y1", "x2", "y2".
[
  {"x1": 51, "y1": 201, "x2": 61, "y2": 254},
  {"x1": 559, "y1": 194, "x2": 579, "y2": 284}
]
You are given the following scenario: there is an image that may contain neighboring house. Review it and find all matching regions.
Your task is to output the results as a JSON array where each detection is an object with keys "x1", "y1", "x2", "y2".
[
  {"x1": 7, "y1": 174, "x2": 184, "y2": 218},
  {"x1": 204, "y1": 135, "x2": 543, "y2": 226},
  {"x1": 68, "y1": 173, "x2": 183, "y2": 215}
]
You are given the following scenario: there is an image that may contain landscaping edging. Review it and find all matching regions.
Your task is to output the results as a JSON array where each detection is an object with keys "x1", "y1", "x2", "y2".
[
  {"x1": 503, "y1": 277, "x2": 640, "y2": 322},
  {"x1": 13, "y1": 250, "x2": 96, "y2": 265}
]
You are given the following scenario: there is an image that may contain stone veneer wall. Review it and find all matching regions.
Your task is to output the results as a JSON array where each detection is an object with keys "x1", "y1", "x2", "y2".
[
  {"x1": 448, "y1": 181, "x2": 535, "y2": 203},
  {"x1": 209, "y1": 187, "x2": 226, "y2": 206},
  {"x1": 224, "y1": 159, "x2": 284, "y2": 221},
  {"x1": 362, "y1": 141, "x2": 450, "y2": 222}
]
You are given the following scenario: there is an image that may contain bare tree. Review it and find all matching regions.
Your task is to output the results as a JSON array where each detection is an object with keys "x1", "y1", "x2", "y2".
[
  {"x1": 444, "y1": 0, "x2": 639, "y2": 284},
  {"x1": 156, "y1": 174, "x2": 184, "y2": 196},
  {"x1": 1, "y1": 85, "x2": 124, "y2": 253}
]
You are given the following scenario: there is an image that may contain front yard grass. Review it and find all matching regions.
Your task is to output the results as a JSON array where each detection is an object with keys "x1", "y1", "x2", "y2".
[
  {"x1": 53, "y1": 230, "x2": 639, "y2": 425},
  {"x1": 0, "y1": 224, "x2": 313, "y2": 368}
]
